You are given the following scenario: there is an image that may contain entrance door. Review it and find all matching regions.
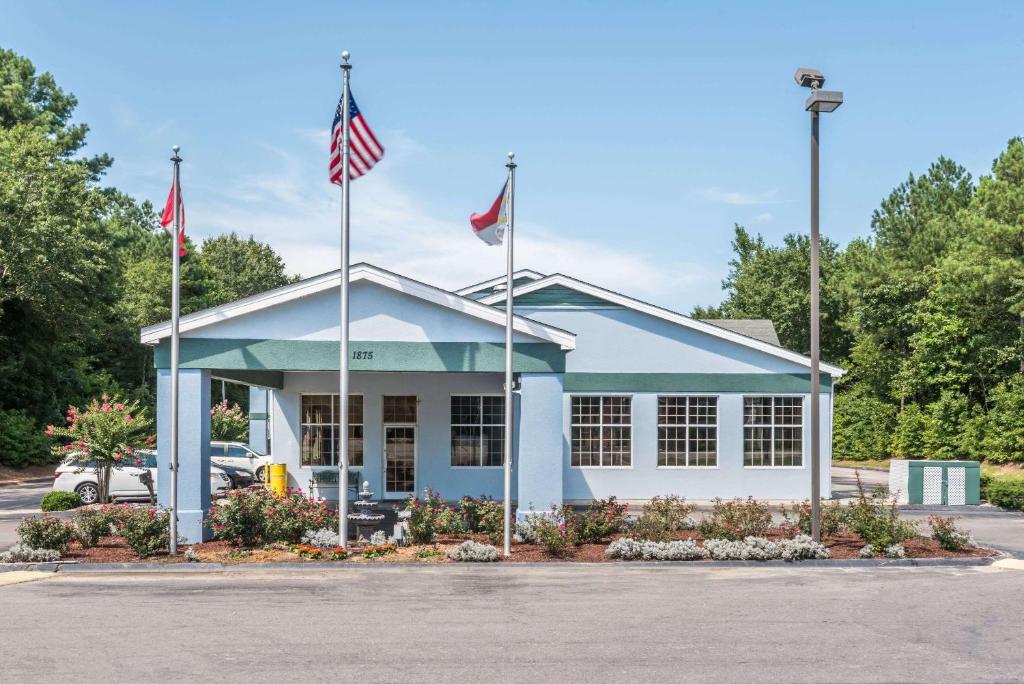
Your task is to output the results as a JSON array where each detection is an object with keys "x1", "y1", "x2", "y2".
[{"x1": 384, "y1": 426, "x2": 416, "y2": 498}]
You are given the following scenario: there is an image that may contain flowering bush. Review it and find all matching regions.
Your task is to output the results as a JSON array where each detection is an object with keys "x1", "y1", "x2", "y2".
[
  {"x1": 446, "y1": 540, "x2": 499, "y2": 562},
  {"x1": 781, "y1": 499, "x2": 850, "y2": 538},
  {"x1": 573, "y1": 497, "x2": 629, "y2": 544},
  {"x1": 210, "y1": 401, "x2": 248, "y2": 442},
  {"x1": 846, "y1": 476, "x2": 917, "y2": 549},
  {"x1": 521, "y1": 507, "x2": 575, "y2": 556},
  {"x1": 116, "y1": 507, "x2": 171, "y2": 558},
  {"x1": 458, "y1": 496, "x2": 505, "y2": 543},
  {"x1": 698, "y1": 498, "x2": 772, "y2": 541},
  {"x1": 208, "y1": 488, "x2": 336, "y2": 547},
  {"x1": 294, "y1": 544, "x2": 347, "y2": 560},
  {"x1": 45, "y1": 395, "x2": 153, "y2": 504},
  {"x1": 362, "y1": 543, "x2": 398, "y2": 559},
  {"x1": 635, "y1": 495, "x2": 695, "y2": 541},
  {"x1": 0, "y1": 545, "x2": 61, "y2": 563},
  {"x1": 404, "y1": 487, "x2": 458, "y2": 544},
  {"x1": 928, "y1": 516, "x2": 975, "y2": 551},
  {"x1": 73, "y1": 506, "x2": 120, "y2": 548},
  {"x1": 17, "y1": 515, "x2": 76, "y2": 552}
]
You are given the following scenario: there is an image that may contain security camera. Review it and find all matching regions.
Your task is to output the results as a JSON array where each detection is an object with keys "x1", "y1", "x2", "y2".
[{"x1": 794, "y1": 68, "x2": 825, "y2": 88}]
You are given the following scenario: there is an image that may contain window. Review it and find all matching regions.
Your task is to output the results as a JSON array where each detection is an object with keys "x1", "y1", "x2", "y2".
[
  {"x1": 743, "y1": 396, "x2": 803, "y2": 467},
  {"x1": 227, "y1": 445, "x2": 253, "y2": 459},
  {"x1": 658, "y1": 396, "x2": 718, "y2": 467},
  {"x1": 450, "y1": 396, "x2": 505, "y2": 467},
  {"x1": 383, "y1": 395, "x2": 417, "y2": 424},
  {"x1": 571, "y1": 396, "x2": 631, "y2": 467},
  {"x1": 300, "y1": 395, "x2": 363, "y2": 467}
]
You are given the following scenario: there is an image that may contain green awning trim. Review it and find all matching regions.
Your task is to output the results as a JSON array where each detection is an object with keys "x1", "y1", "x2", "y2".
[{"x1": 155, "y1": 339, "x2": 566, "y2": 373}]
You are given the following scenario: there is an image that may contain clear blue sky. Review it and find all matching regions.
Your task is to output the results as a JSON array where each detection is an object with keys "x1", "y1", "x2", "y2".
[{"x1": 4, "y1": 1, "x2": 1023, "y2": 311}]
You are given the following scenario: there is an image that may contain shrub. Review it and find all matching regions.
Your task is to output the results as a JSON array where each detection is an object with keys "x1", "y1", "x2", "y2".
[
  {"x1": 858, "y1": 544, "x2": 874, "y2": 558},
  {"x1": 301, "y1": 528, "x2": 341, "y2": 549},
  {"x1": 697, "y1": 498, "x2": 772, "y2": 541},
  {"x1": 521, "y1": 508, "x2": 574, "y2": 557},
  {"x1": 884, "y1": 544, "x2": 906, "y2": 559},
  {"x1": 116, "y1": 507, "x2": 170, "y2": 558},
  {"x1": 983, "y1": 376, "x2": 1024, "y2": 463},
  {"x1": 605, "y1": 537, "x2": 643, "y2": 560},
  {"x1": 404, "y1": 487, "x2": 458, "y2": 544},
  {"x1": 782, "y1": 499, "x2": 850, "y2": 538},
  {"x1": 446, "y1": 540, "x2": 500, "y2": 562},
  {"x1": 928, "y1": 516, "x2": 974, "y2": 551},
  {"x1": 892, "y1": 404, "x2": 928, "y2": 459},
  {"x1": 362, "y1": 543, "x2": 398, "y2": 559},
  {"x1": 640, "y1": 539, "x2": 708, "y2": 561},
  {"x1": 778, "y1": 535, "x2": 829, "y2": 562},
  {"x1": 40, "y1": 491, "x2": 81, "y2": 511},
  {"x1": 17, "y1": 515, "x2": 76, "y2": 552},
  {"x1": 0, "y1": 544, "x2": 61, "y2": 563},
  {"x1": 208, "y1": 489, "x2": 270, "y2": 547},
  {"x1": 0, "y1": 409, "x2": 52, "y2": 468},
  {"x1": 73, "y1": 506, "x2": 119, "y2": 548},
  {"x1": 416, "y1": 546, "x2": 442, "y2": 559},
  {"x1": 833, "y1": 392, "x2": 897, "y2": 461},
  {"x1": 573, "y1": 497, "x2": 629, "y2": 544},
  {"x1": 703, "y1": 536, "x2": 780, "y2": 561},
  {"x1": 635, "y1": 495, "x2": 695, "y2": 541},
  {"x1": 263, "y1": 490, "x2": 337, "y2": 544},
  {"x1": 210, "y1": 401, "x2": 248, "y2": 442},
  {"x1": 458, "y1": 496, "x2": 505, "y2": 543},
  {"x1": 845, "y1": 474, "x2": 917, "y2": 549},
  {"x1": 294, "y1": 544, "x2": 347, "y2": 560},
  {"x1": 983, "y1": 474, "x2": 1024, "y2": 511},
  {"x1": 368, "y1": 530, "x2": 392, "y2": 546}
]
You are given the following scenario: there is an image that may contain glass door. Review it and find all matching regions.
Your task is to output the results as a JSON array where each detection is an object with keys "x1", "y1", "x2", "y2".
[
  {"x1": 383, "y1": 396, "x2": 417, "y2": 499},
  {"x1": 384, "y1": 426, "x2": 416, "y2": 498}
]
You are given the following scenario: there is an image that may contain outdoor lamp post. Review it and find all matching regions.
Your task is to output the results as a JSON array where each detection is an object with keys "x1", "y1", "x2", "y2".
[{"x1": 794, "y1": 68, "x2": 842, "y2": 543}]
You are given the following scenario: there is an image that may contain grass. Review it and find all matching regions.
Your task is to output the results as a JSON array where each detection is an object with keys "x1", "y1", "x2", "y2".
[{"x1": 832, "y1": 458, "x2": 892, "y2": 471}]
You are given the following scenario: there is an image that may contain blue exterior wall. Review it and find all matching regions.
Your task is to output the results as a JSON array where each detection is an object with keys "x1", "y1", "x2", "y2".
[
  {"x1": 516, "y1": 373, "x2": 565, "y2": 515},
  {"x1": 156, "y1": 368, "x2": 212, "y2": 543}
]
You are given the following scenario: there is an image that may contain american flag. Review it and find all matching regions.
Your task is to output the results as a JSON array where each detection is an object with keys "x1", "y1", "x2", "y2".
[{"x1": 329, "y1": 90, "x2": 384, "y2": 183}]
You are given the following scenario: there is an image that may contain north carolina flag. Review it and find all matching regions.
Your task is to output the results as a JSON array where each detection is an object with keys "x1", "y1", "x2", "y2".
[
  {"x1": 469, "y1": 181, "x2": 509, "y2": 246},
  {"x1": 160, "y1": 182, "x2": 186, "y2": 256}
]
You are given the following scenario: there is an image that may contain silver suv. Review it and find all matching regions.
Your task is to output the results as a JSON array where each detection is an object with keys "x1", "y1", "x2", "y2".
[{"x1": 210, "y1": 441, "x2": 267, "y2": 483}]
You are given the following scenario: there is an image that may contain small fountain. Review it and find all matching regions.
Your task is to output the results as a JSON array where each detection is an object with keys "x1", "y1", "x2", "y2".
[{"x1": 347, "y1": 481, "x2": 385, "y2": 542}]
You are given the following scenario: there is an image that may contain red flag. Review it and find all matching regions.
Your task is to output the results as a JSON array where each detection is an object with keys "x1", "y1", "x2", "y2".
[{"x1": 160, "y1": 183, "x2": 186, "y2": 256}]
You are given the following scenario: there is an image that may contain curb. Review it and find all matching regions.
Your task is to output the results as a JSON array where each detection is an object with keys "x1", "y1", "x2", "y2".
[{"x1": 0, "y1": 554, "x2": 1002, "y2": 573}]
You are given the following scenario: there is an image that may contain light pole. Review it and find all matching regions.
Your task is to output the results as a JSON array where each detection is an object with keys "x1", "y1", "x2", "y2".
[{"x1": 794, "y1": 68, "x2": 842, "y2": 542}]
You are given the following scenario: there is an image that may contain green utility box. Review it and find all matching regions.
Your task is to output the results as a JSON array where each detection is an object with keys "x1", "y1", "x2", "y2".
[{"x1": 888, "y1": 460, "x2": 981, "y2": 505}]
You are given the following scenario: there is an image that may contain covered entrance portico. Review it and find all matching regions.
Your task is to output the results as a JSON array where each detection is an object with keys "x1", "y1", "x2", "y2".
[{"x1": 142, "y1": 265, "x2": 575, "y2": 542}]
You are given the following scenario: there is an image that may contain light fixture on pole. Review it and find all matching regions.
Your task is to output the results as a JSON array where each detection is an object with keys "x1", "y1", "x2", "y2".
[{"x1": 794, "y1": 67, "x2": 842, "y2": 543}]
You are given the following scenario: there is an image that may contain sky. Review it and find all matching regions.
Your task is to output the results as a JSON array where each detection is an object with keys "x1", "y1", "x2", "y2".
[{"x1": 3, "y1": 1, "x2": 1024, "y2": 312}]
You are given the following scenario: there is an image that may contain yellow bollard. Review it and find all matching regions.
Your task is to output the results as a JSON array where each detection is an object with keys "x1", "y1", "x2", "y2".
[{"x1": 268, "y1": 463, "x2": 287, "y2": 496}]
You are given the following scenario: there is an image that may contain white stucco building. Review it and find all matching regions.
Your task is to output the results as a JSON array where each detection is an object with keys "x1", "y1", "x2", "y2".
[{"x1": 141, "y1": 264, "x2": 843, "y2": 542}]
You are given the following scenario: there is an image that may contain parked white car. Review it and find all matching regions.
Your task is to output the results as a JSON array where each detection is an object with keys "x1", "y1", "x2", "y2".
[
  {"x1": 210, "y1": 441, "x2": 267, "y2": 483},
  {"x1": 53, "y1": 451, "x2": 232, "y2": 505}
]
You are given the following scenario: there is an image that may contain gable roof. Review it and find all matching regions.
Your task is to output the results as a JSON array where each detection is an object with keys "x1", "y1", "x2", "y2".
[
  {"x1": 700, "y1": 319, "x2": 780, "y2": 346},
  {"x1": 455, "y1": 269, "x2": 546, "y2": 299},
  {"x1": 478, "y1": 273, "x2": 844, "y2": 377},
  {"x1": 140, "y1": 263, "x2": 576, "y2": 349}
]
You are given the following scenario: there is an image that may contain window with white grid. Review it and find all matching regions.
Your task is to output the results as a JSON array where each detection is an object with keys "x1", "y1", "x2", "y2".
[
  {"x1": 571, "y1": 396, "x2": 631, "y2": 467},
  {"x1": 658, "y1": 396, "x2": 718, "y2": 467},
  {"x1": 450, "y1": 395, "x2": 505, "y2": 467},
  {"x1": 300, "y1": 394, "x2": 363, "y2": 467},
  {"x1": 743, "y1": 396, "x2": 803, "y2": 467}
]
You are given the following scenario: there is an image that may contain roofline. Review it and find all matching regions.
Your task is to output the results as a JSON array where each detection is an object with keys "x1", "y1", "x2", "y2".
[
  {"x1": 140, "y1": 263, "x2": 576, "y2": 350},
  {"x1": 479, "y1": 274, "x2": 845, "y2": 378},
  {"x1": 454, "y1": 269, "x2": 546, "y2": 296}
]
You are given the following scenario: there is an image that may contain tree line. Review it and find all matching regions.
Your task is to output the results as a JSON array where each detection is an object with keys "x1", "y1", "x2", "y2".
[
  {"x1": 695, "y1": 144, "x2": 1024, "y2": 463},
  {"x1": 0, "y1": 48, "x2": 294, "y2": 467}
]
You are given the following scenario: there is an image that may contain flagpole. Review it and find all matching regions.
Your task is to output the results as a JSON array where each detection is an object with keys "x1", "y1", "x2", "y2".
[
  {"x1": 169, "y1": 145, "x2": 182, "y2": 556},
  {"x1": 338, "y1": 51, "x2": 352, "y2": 546},
  {"x1": 503, "y1": 152, "x2": 516, "y2": 557}
]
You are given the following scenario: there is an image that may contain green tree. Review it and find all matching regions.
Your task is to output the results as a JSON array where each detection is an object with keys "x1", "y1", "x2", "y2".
[
  {"x1": 984, "y1": 376, "x2": 1024, "y2": 463},
  {"x1": 199, "y1": 232, "x2": 293, "y2": 302},
  {"x1": 832, "y1": 391, "x2": 897, "y2": 461}
]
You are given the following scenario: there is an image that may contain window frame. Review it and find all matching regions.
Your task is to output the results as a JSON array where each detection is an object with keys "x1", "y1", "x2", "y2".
[
  {"x1": 449, "y1": 393, "x2": 506, "y2": 469},
  {"x1": 299, "y1": 393, "x2": 365, "y2": 469},
  {"x1": 742, "y1": 394, "x2": 806, "y2": 469},
  {"x1": 656, "y1": 393, "x2": 720, "y2": 469},
  {"x1": 568, "y1": 393, "x2": 634, "y2": 469}
]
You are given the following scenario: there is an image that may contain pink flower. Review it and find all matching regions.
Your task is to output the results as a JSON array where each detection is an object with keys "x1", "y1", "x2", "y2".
[
  {"x1": 114, "y1": 403, "x2": 125, "y2": 411},
  {"x1": 113, "y1": 454, "x2": 122, "y2": 461},
  {"x1": 44, "y1": 426, "x2": 55, "y2": 436},
  {"x1": 125, "y1": 415, "x2": 133, "y2": 422}
]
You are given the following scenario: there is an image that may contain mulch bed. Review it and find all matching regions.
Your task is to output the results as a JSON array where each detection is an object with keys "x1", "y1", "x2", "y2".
[{"x1": 54, "y1": 528, "x2": 996, "y2": 564}]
